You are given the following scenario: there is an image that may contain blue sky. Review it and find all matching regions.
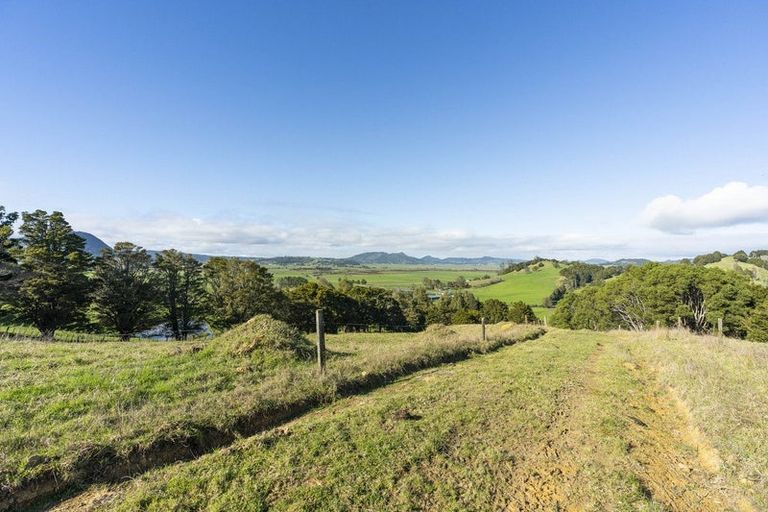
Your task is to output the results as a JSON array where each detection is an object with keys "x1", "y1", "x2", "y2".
[{"x1": 1, "y1": 1, "x2": 767, "y2": 259}]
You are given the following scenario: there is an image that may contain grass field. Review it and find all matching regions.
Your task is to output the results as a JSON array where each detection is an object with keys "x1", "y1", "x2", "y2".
[
  {"x1": 269, "y1": 266, "x2": 493, "y2": 289},
  {"x1": 0, "y1": 320, "x2": 541, "y2": 510},
  {"x1": 708, "y1": 256, "x2": 768, "y2": 286},
  {"x1": 470, "y1": 260, "x2": 565, "y2": 319},
  {"x1": 267, "y1": 263, "x2": 568, "y2": 319},
  {"x1": 0, "y1": 324, "x2": 143, "y2": 342},
  {"x1": 50, "y1": 328, "x2": 767, "y2": 511}
]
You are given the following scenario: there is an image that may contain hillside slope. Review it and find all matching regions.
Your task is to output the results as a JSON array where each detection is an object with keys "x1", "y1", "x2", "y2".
[
  {"x1": 471, "y1": 260, "x2": 565, "y2": 305},
  {"x1": 708, "y1": 256, "x2": 768, "y2": 286},
  {"x1": 61, "y1": 329, "x2": 766, "y2": 511}
]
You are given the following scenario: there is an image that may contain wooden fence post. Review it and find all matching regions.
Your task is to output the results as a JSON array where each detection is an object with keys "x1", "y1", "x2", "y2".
[
  {"x1": 316, "y1": 309, "x2": 326, "y2": 374},
  {"x1": 717, "y1": 317, "x2": 723, "y2": 338},
  {"x1": 655, "y1": 320, "x2": 660, "y2": 330},
  {"x1": 677, "y1": 317, "x2": 682, "y2": 329},
  {"x1": 481, "y1": 317, "x2": 486, "y2": 341},
  {"x1": 543, "y1": 316, "x2": 548, "y2": 327}
]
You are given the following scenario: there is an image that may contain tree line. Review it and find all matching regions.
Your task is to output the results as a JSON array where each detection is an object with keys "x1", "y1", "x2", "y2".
[
  {"x1": 550, "y1": 262, "x2": 768, "y2": 341},
  {"x1": 544, "y1": 262, "x2": 624, "y2": 307},
  {"x1": 0, "y1": 206, "x2": 538, "y2": 340}
]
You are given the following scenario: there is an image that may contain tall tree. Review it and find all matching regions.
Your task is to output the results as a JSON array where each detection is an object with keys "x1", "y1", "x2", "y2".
[
  {"x1": 0, "y1": 206, "x2": 23, "y2": 302},
  {"x1": 155, "y1": 250, "x2": 208, "y2": 339},
  {"x1": 92, "y1": 242, "x2": 159, "y2": 340},
  {"x1": 204, "y1": 257, "x2": 278, "y2": 329},
  {"x1": 15, "y1": 210, "x2": 91, "y2": 339}
]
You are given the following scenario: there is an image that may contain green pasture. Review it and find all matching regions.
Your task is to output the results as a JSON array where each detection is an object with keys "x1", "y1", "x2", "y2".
[
  {"x1": 471, "y1": 261, "x2": 565, "y2": 305},
  {"x1": 268, "y1": 266, "x2": 493, "y2": 289},
  {"x1": 708, "y1": 256, "x2": 768, "y2": 286}
]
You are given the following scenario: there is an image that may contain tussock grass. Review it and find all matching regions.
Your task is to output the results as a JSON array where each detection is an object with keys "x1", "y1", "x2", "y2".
[
  {"x1": 215, "y1": 315, "x2": 314, "y2": 357},
  {"x1": 0, "y1": 318, "x2": 541, "y2": 510}
]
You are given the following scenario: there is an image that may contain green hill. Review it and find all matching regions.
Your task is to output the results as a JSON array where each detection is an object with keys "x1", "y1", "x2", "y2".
[
  {"x1": 707, "y1": 256, "x2": 768, "y2": 286},
  {"x1": 471, "y1": 260, "x2": 565, "y2": 305}
]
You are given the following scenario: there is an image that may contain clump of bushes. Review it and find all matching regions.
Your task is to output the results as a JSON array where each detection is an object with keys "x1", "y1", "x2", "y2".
[{"x1": 216, "y1": 315, "x2": 314, "y2": 358}]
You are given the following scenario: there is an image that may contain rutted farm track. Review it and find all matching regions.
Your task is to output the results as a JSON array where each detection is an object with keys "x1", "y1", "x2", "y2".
[{"x1": 42, "y1": 331, "x2": 758, "y2": 510}]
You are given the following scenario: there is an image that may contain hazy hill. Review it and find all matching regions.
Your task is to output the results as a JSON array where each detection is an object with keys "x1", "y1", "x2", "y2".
[
  {"x1": 346, "y1": 252, "x2": 512, "y2": 266},
  {"x1": 74, "y1": 231, "x2": 110, "y2": 257}
]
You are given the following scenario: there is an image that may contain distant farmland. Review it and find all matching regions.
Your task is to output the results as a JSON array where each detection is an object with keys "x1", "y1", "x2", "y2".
[
  {"x1": 471, "y1": 260, "x2": 565, "y2": 318},
  {"x1": 268, "y1": 265, "x2": 494, "y2": 289},
  {"x1": 268, "y1": 261, "x2": 566, "y2": 318}
]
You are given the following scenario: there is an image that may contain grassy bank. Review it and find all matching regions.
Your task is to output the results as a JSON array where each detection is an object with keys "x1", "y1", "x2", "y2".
[
  {"x1": 0, "y1": 320, "x2": 542, "y2": 510},
  {"x1": 631, "y1": 329, "x2": 768, "y2": 510},
  {"x1": 76, "y1": 329, "x2": 757, "y2": 511}
]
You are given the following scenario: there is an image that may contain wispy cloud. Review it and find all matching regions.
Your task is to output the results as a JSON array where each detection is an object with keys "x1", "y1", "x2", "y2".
[
  {"x1": 68, "y1": 211, "x2": 628, "y2": 259},
  {"x1": 642, "y1": 182, "x2": 768, "y2": 234}
]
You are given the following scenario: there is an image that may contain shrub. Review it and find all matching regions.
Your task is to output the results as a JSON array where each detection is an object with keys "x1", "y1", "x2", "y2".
[
  {"x1": 508, "y1": 301, "x2": 536, "y2": 323},
  {"x1": 747, "y1": 303, "x2": 768, "y2": 343},
  {"x1": 451, "y1": 309, "x2": 481, "y2": 325}
]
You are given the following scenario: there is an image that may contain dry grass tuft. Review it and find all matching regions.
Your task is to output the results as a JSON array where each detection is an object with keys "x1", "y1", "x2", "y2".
[{"x1": 214, "y1": 315, "x2": 314, "y2": 358}]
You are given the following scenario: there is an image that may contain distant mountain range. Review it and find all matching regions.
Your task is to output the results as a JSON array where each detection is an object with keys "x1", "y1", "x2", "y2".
[
  {"x1": 73, "y1": 233, "x2": 515, "y2": 266},
  {"x1": 72, "y1": 231, "x2": 656, "y2": 267},
  {"x1": 343, "y1": 252, "x2": 513, "y2": 266}
]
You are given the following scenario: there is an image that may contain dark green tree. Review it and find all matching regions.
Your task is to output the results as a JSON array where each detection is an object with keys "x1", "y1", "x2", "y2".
[
  {"x1": 275, "y1": 276, "x2": 308, "y2": 290},
  {"x1": 747, "y1": 302, "x2": 768, "y2": 343},
  {"x1": 347, "y1": 286, "x2": 406, "y2": 331},
  {"x1": 92, "y1": 242, "x2": 160, "y2": 340},
  {"x1": 451, "y1": 309, "x2": 481, "y2": 324},
  {"x1": 284, "y1": 281, "x2": 358, "y2": 333},
  {"x1": 393, "y1": 287, "x2": 432, "y2": 330},
  {"x1": 551, "y1": 263, "x2": 766, "y2": 337},
  {"x1": 0, "y1": 206, "x2": 23, "y2": 303},
  {"x1": 427, "y1": 290, "x2": 481, "y2": 324},
  {"x1": 508, "y1": 301, "x2": 536, "y2": 324},
  {"x1": 155, "y1": 250, "x2": 208, "y2": 339},
  {"x1": 14, "y1": 210, "x2": 91, "y2": 339},
  {"x1": 481, "y1": 298, "x2": 509, "y2": 323},
  {"x1": 204, "y1": 257, "x2": 280, "y2": 329}
]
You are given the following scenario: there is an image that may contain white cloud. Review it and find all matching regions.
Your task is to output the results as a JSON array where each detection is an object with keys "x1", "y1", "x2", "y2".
[
  {"x1": 642, "y1": 182, "x2": 768, "y2": 234},
  {"x1": 68, "y1": 211, "x2": 628, "y2": 259}
]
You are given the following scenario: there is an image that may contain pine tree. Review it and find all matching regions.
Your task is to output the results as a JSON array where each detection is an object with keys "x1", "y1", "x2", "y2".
[
  {"x1": 92, "y1": 242, "x2": 160, "y2": 340},
  {"x1": 15, "y1": 210, "x2": 91, "y2": 339}
]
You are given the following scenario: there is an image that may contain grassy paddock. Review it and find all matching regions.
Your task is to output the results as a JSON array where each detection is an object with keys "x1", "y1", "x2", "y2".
[
  {"x1": 0, "y1": 321, "x2": 542, "y2": 510},
  {"x1": 471, "y1": 260, "x2": 565, "y2": 305},
  {"x1": 708, "y1": 256, "x2": 768, "y2": 286},
  {"x1": 0, "y1": 324, "x2": 144, "y2": 343},
  {"x1": 82, "y1": 328, "x2": 761, "y2": 511},
  {"x1": 270, "y1": 267, "x2": 493, "y2": 289}
]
